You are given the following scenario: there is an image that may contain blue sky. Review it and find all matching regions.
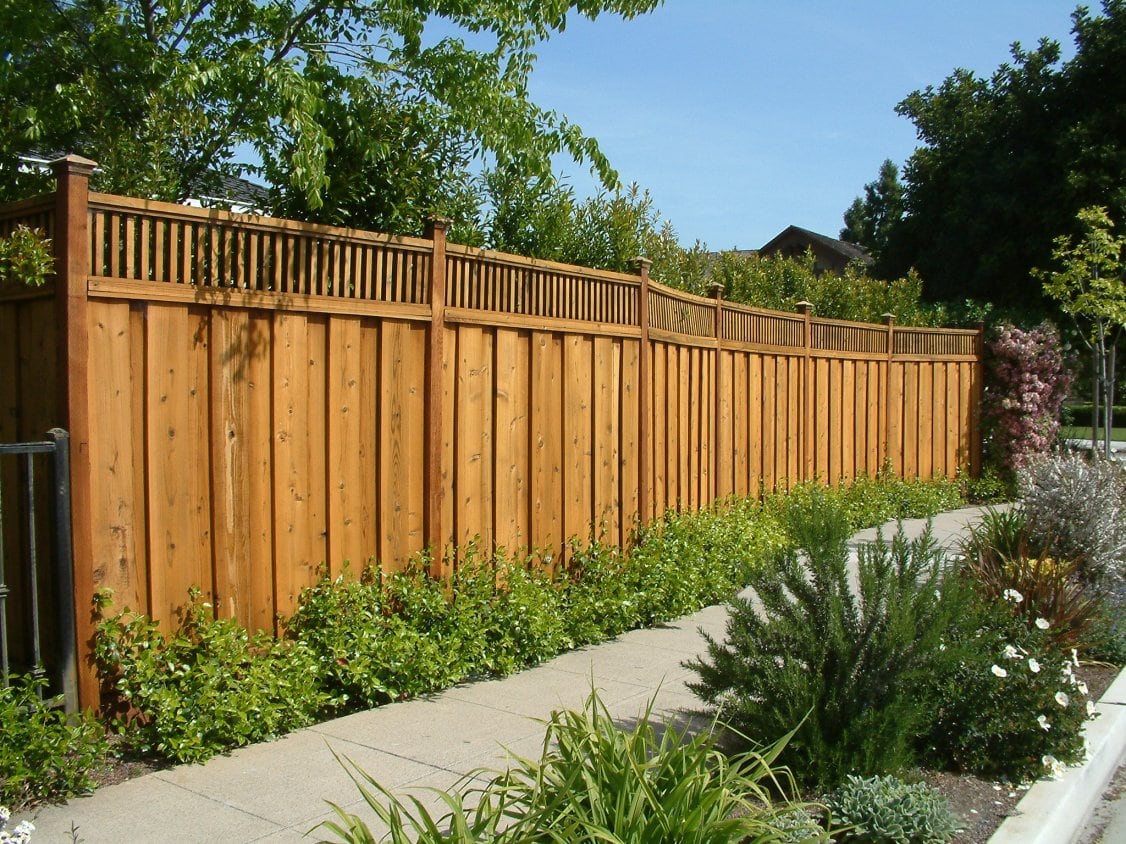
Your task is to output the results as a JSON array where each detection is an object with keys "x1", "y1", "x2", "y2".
[{"x1": 524, "y1": 1, "x2": 1080, "y2": 251}]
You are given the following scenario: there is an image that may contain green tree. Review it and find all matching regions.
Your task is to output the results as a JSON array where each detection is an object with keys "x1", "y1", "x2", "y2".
[
  {"x1": 1039, "y1": 206, "x2": 1126, "y2": 458},
  {"x1": 876, "y1": 1, "x2": 1126, "y2": 308},
  {"x1": 839, "y1": 158, "x2": 904, "y2": 264},
  {"x1": 0, "y1": 0, "x2": 661, "y2": 211}
]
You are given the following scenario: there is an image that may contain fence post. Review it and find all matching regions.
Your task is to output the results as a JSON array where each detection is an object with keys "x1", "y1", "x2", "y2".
[
  {"x1": 709, "y1": 282, "x2": 724, "y2": 499},
  {"x1": 796, "y1": 301, "x2": 813, "y2": 483},
  {"x1": 50, "y1": 155, "x2": 97, "y2": 710},
  {"x1": 633, "y1": 257, "x2": 652, "y2": 524},
  {"x1": 972, "y1": 320, "x2": 986, "y2": 477},
  {"x1": 425, "y1": 217, "x2": 450, "y2": 578},
  {"x1": 883, "y1": 313, "x2": 897, "y2": 476},
  {"x1": 46, "y1": 428, "x2": 78, "y2": 714}
]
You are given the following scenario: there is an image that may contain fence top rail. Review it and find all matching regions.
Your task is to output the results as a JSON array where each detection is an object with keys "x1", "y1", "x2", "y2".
[
  {"x1": 445, "y1": 242, "x2": 641, "y2": 286},
  {"x1": 0, "y1": 194, "x2": 54, "y2": 221},
  {"x1": 648, "y1": 278, "x2": 716, "y2": 306},
  {"x1": 720, "y1": 297, "x2": 807, "y2": 324},
  {"x1": 810, "y1": 314, "x2": 894, "y2": 331},
  {"x1": 87, "y1": 192, "x2": 434, "y2": 252},
  {"x1": 895, "y1": 325, "x2": 981, "y2": 337}
]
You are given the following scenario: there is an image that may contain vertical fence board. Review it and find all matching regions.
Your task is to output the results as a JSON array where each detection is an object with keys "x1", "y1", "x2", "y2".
[
  {"x1": 529, "y1": 331, "x2": 562, "y2": 558},
  {"x1": 379, "y1": 321, "x2": 426, "y2": 569},
  {"x1": 87, "y1": 301, "x2": 144, "y2": 614},
  {"x1": 593, "y1": 336, "x2": 620, "y2": 544},
  {"x1": 245, "y1": 310, "x2": 276, "y2": 632},
  {"x1": 563, "y1": 335, "x2": 594, "y2": 540},
  {"x1": 619, "y1": 338, "x2": 640, "y2": 546},
  {"x1": 327, "y1": 315, "x2": 366, "y2": 574},
  {"x1": 209, "y1": 308, "x2": 251, "y2": 622},
  {"x1": 493, "y1": 329, "x2": 529, "y2": 553},
  {"x1": 145, "y1": 304, "x2": 212, "y2": 626},
  {"x1": 651, "y1": 343, "x2": 667, "y2": 514},
  {"x1": 455, "y1": 325, "x2": 494, "y2": 549}
]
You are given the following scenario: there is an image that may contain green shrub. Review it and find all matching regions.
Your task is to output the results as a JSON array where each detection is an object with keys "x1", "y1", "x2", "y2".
[
  {"x1": 318, "y1": 689, "x2": 830, "y2": 843},
  {"x1": 959, "y1": 508, "x2": 1101, "y2": 649},
  {"x1": 0, "y1": 674, "x2": 108, "y2": 809},
  {"x1": 768, "y1": 473, "x2": 964, "y2": 537},
  {"x1": 625, "y1": 498, "x2": 785, "y2": 626},
  {"x1": 1019, "y1": 453, "x2": 1126, "y2": 586},
  {"x1": 1081, "y1": 595, "x2": 1126, "y2": 665},
  {"x1": 94, "y1": 588, "x2": 332, "y2": 764},
  {"x1": 918, "y1": 600, "x2": 1092, "y2": 781},
  {"x1": 557, "y1": 538, "x2": 640, "y2": 646},
  {"x1": 687, "y1": 491, "x2": 968, "y2": 790},
  {"x1": 827, "y1": 774, "x2": 960, "y2": 844},
  {"x1": 289, "y1": 561, "x2": 474, "y2": 708}
]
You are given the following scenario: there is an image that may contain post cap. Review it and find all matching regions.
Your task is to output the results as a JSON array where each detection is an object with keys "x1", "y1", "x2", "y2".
[
  {"x1": 795, "y1": 300, "x2": 813, "y2": 315},
  {"x1": 631, "y1": 256, "x2": 652, "y2": 272},
  {"x1": 707, "y1": 280, "x2": 724, "y2": 299},
  {"x1": 49, "y1": 154, "x2": 98, "y2": 177},
  {"x1": 425, "y1": 216, "x2": 452, "y2": 235},
  {"x1": 882, "y1": 312, "x2": 896, "y2": 325}
]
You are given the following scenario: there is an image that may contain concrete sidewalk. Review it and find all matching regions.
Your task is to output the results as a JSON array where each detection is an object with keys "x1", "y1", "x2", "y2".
[{"x1": 17, "y1": 505, "x2": 1115, "y2": 843}]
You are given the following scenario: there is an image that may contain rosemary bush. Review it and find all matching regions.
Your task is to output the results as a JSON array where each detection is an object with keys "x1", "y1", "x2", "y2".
[{"x1": 687, "y1": 491, "x2": 968, "y2": 790}]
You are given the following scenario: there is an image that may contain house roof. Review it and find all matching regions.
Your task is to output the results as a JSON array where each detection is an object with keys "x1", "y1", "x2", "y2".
[
  {"x1": 20, "y1": 150, "x2": 269, "y2": 211},
  {"x1": 759, "y1": 225, "x2": 872, "y2": 265}
]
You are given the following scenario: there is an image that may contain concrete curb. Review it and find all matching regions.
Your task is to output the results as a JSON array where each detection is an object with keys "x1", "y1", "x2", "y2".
[{"x1": 988, "y1": 666, "x2": 1126, "y2": 844}]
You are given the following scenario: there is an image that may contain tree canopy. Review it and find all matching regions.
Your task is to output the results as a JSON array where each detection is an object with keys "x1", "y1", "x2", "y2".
[
  {"x1": 0, "y1": 0, "x2": 661, "y2": 214},
  {"x1": 839, "y1": 158, "x2": 904, "y2": 267},
  {"x1": 853, "y1": 1, "x2": 1126, "y2": 309}
]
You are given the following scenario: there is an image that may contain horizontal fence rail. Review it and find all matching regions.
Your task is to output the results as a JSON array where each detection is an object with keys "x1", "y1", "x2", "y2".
[{"x1": 0, "y1": 157, "x2": 984, "y2": 709}]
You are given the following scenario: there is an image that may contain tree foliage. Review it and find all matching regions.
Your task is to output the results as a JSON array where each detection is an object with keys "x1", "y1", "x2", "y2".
[
  {"x1": 1038, "y1": 205, "x2": 1126, "y2": 457},
  {"x1": 839, "y1": 158, "x2": 904, "y2": 265},
  {"x1": 0, "y1": 0, "x2": 661, "y2": 210},
  {"x1": 863, "y1": 1, "x2": 1126, "y2": 308}
]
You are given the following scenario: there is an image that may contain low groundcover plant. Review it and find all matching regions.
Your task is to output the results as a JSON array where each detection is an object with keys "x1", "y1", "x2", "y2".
[{"x1": 826, "y1": 774, "x2": 960, "y2": 844}]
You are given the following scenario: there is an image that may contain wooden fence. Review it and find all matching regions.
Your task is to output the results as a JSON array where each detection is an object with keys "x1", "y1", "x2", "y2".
[{"x1": 0, "y1": 157, "x2": 983, "y2": 708}]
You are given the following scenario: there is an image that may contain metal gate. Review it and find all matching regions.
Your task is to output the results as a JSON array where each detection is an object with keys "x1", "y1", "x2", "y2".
[{"x1": 0, "y1": 428, "x2": 77, "y2": 713}]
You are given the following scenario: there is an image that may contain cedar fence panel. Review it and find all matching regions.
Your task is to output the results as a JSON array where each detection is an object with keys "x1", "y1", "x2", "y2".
[{"x1": 0, "y1": 158, "x2": 984, "y2": 709}]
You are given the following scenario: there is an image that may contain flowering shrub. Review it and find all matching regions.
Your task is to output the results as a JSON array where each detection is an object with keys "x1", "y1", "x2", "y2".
[
  {"x1": 959, "y1": 508, "x2": 1101, "y2": 648},
  {"x1": 0, "y1": 808, "x2": 34, "y2": 844},
  {"x1": 983, "y1": 323, "x2": 1073, "y2": 475},
  {"x1": 1020, "y1": 453, "x2": 1126, "y2": 586},
  {"x1": 920, "y1": 603, "x2": 1092, "y2": 781}
]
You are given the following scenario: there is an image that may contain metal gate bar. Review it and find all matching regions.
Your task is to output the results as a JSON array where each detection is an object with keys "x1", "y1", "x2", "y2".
[{"x1": 0, "y1": 429, "x2": 77, "y2": 713}]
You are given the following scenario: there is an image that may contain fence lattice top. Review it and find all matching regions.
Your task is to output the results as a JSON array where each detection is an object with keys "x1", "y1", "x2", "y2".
[{"x1": 0, "y1": 189, "x2": 979, "y2": 358}]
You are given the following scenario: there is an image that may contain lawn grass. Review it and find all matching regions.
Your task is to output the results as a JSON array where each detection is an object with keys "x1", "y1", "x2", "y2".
[{"x1": 1059, "y1": 426, "x2": 1126, "y2": 442}]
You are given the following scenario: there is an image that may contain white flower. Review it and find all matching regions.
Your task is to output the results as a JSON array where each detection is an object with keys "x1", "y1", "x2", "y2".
[
  {"x1": 991, "y1": 664, "x2": 1008, "y2": 678},
  {"x1": 1077, "y1": 680, "x2": 1089, "y2": 695},
  {"x1": 1042, "y1": 755, "x2": 1066, "y2": 779},
  {"x1": 1037, "y1": 714, "x2": 1051, "y2": 731},
  {"x1": 1072, "y1": 648, "x2": 1080, "y2": 667},
  {"x1": 1055, "y1": 691, "x2": 1070, "y2": 707},
  {"x1": 1003, "y1": 644, "x2": 1021, "y2": 659},
  {"x1": 1003, "y1": 588, "x2": 1024, "y2": 603},
  {"x1": 1087, "y1": 700, "x2": 1097, "y2": 716},
  {"x1": 0, "y1": 808, "x2": 9, "y2": 826},
  {"x1": 1028, "y1": 658, "x2": 1041, "y2": 673},
  {"x1": 1035, "y1": 617, "x2": 1051, "y2": 630}
]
